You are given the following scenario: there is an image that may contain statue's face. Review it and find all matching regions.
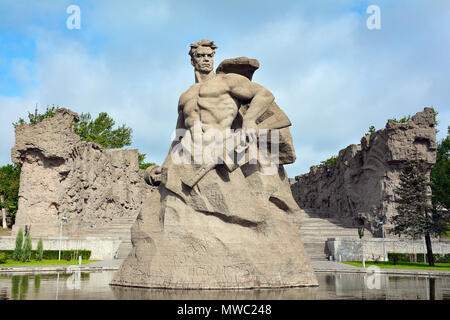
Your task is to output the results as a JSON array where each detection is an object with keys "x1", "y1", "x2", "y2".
[{"x1": 191, "y1": 46, "x2": 214, "y2": 73}]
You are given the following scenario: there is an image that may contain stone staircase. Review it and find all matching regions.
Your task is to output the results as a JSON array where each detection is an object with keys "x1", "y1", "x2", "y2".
[
  {"x1": 297, "y1": 210, "x2": 373, "y2": 261},
  {"x1": 74, "y1": 211, "x2": 376, "y2": 261},
  {"x1": 85, "y1": 217, "x2": 136, "y2": 259}
]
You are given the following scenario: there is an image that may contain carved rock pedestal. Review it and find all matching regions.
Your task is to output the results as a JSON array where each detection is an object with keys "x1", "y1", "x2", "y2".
[{"x1": 111, "y1": 163, "x2": 318, "y2": 289}]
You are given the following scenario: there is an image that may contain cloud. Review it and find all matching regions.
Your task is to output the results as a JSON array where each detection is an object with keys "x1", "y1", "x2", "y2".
[{"x1": 0, "y1": 1, "x2": 449, "y2": 178}]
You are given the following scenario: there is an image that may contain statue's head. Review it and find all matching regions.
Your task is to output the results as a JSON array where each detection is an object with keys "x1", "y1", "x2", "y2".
[{"x1": 189, "y1": 39, "x2": 217, "y2": 73}]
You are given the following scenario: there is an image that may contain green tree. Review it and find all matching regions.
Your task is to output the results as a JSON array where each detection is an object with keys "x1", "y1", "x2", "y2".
[
  {"x1": 36, "y1": 237, "x2": 44, "y2": 261},
  {"x1": 138, "y1": 153, "x2": 156, "y2": 170},
  {"x1": 0, "y1": 164, "x2": 21, "y2": 224},
  {"x1": 72, "y1": 112, "x2": 132, "y2": 149},
  {"x1": 22, "y1": 232, "x2": 32, "y2": 262},
  {"x1": 73, "y1": 112, "x2": 157, "y2": 169},
  {"x1": 11, "y1": 276, "x2": 20, "y2": 300},
  {"x1": 13, "y1": 228, "x2": 23, "y2": 261},
  {"x1": 391, "y1": 160, "x2": 447, "y2": 266},
  {"x1": 366, "y1": 125, "x2": 376, "y2": 135},
  {"x1": 320, "y1": 155, "x2": 338, "y2": 166},
  {"x1": 15, "y1": 106, "x2": 135, "y2": 149},
  {"x1": 19, "y1": 275, "x2": 29, "y2": 300}
]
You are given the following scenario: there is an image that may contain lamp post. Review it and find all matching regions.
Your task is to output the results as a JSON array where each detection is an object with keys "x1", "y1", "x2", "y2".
[
  {"x1": 58, "y1": 216, "x2": 68, "y2": 261},
  {"x1": 358, "y1": 225, "x2": 365, "y2": 268},
  {"x1": 377, "y1": 220, "x2": 387, "y2": 261}
]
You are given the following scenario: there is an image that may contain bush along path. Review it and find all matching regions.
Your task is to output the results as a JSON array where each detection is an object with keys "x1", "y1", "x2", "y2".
[{"x1": 1, "y1": 228, "x2": 93, "y2": 267}]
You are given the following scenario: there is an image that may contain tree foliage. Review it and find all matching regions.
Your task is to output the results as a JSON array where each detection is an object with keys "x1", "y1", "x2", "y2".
[
  {"x1": 392, "y1": 114, "x2": 412, "y2": 123},
  {"x1": 138, "y1": 153, "x2": 156, "y2": 170},
  {"x1": 320, "y1": 155, "x2": 339, "y2": 166},
  {"x1": 72, "y1": 112, "x2": 157, "y2": 168},
  {"x1": 391, "y1": 160, "x2": 446, "y2": 239},
  {"x1": 391, "y1": 160, "x2": 448, "y2": 266},
  {"x1": 22, "y1": 232, "x2": 32, "y2": 262},
  {"x1": 72, "y1": 112, "x2": 132, "y2": 149},
  {"x1": 13, "y1": 228, "x2": 23, "y2": 261},
  {"x1": 366, "y1": 125, "x2": 376, "y2": 136},
  {"x1": 0, "y1": 163, "x2": 21, "y2": 223},
  {"x1": 36, "y1": 237, "x2": 44, "y2": 261}
]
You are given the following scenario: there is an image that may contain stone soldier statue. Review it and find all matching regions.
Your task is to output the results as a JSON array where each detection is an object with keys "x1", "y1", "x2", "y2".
[{"x1": 111, "y1": 40, "x2": 318, "y2": 289}]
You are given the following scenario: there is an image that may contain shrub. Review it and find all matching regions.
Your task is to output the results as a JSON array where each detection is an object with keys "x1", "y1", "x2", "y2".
[
  {"x1": 39, "y1": 250, "x2": 91, "y2": 260},
  {"x1": 388, "y1": 252, "x2": 450, "y2": 263},
  {"x1": 392, "y1": 115, "x2": 412, "y2": 123},
  {"x1": 0, "y1": 250, "x2": 14, "y2": 259},
  {"x1": 21, "y1": 233, "x2": 32, "y2": 262},
  {"x1": 0, "y1": 253, "x2": 7, "y2": 264},
  {"x1": 13, "y1": 228, "x2": 23, "y2": 261},
  {"x1": 320, "y1": 155, "x2": 339, "y2": 166},
  {"x1": 366, "y1": 125, "x2": 376, "y2": 136},
  {"x1": 36, "y1": 237, "x2": 44, "y2": 261},
  {"x1": 0, "y1": 249, "x2": 91, "y2": 261},
  {"x1": 393, "y1": 255, "x2": 399, "y2": 265}
]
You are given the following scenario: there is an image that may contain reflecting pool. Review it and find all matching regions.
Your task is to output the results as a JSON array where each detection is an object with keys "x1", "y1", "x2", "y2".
[{"x1": 0, "y1": 271, "x2": 449, "y2": 300}]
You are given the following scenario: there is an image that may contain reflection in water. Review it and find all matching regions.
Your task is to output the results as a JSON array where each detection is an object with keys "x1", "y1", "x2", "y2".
[
  {"x1": 11, "y1": 275, "x2": 29, "y2": 300},
  {"x1": 429, "y1": 277, "x2": 435, "y2": 301},
  {"x1": 111, "y1": 286, "x2": 319, "y2": 300},
  {"x1": 19, "y1": 275, "x2": 29, "y2": 300},
  {"x1": 0, "y1": 271, "x2": 448, "y2": 300},
  {"x1": 34, "y1": 275, "x2": 41, "y2": 295},
  {"x1": 55, "y1": 273, "x2": 59, "y2": 300},
  {"x1": 11, "y1": 276, "x2": 19, "y2": 300},
  {"x1": 0, "y1": 287, "x2": 8, "y2": 300}
]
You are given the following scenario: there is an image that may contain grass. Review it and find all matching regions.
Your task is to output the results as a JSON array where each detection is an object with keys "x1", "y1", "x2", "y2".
[
  {"x1": 343, "y1": 261, "x2": 450, "y2": 271},
  {"x1": 0, "y1": 259, "x2": 98, "y2": 267}
]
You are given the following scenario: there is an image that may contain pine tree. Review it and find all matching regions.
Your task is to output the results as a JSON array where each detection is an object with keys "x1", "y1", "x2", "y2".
[
  {"x1": 391, "y1": 160, "x2": 447, "y2": 266},
  {"x1": 22, "y1": 232, "x2": 32, "y2": 262},
  {"x1": 37, "y1": 237, "x2": 44, "y2": 261},
  {"x1": 13, "y1": 228, "x2": 23, "y2": 261}
]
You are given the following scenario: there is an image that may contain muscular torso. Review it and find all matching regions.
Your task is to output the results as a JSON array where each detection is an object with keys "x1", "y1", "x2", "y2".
[{"x1": 180, "y1": 74, "x2": 240, "y2": 132}]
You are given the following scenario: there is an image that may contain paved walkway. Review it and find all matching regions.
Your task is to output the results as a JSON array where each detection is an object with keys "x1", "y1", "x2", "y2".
[
  {"x1": 312, "y1": 260, "x2": 363, "y2": 271},
  {"x1": 84, "y1": 259, "x2": 123, "y2": 269},
  {"x1": 0, "y1": 259, "x2": 123, "y2": 273}
]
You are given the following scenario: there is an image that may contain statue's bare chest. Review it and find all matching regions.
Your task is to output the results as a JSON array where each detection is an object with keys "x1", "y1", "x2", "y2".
[
  {"x1": 198, "y1": 78, "x2": 229, "y2": 98},
  {"x1": 180, "y1": 76, "x2": 233, "y2": 113}
]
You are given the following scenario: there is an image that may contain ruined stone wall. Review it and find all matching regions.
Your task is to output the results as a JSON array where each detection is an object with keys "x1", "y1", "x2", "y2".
[
  {"x1": 291, "y1": 108, "x2": 436, "y2": 236},
  {"x1": 11, "y1": 108, "x2": 152, "y2": 238}
]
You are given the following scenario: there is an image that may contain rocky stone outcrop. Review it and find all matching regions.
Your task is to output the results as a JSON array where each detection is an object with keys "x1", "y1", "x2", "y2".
[
  {"x1": 112, "y1": 162, "x2": 317, "y2": 289},
  {"x1": 291, "y1": 108, "x2": 437, "y2": 236},
  {"x1": 11, "y1": 108, "x2": 152, "y2": 238}
]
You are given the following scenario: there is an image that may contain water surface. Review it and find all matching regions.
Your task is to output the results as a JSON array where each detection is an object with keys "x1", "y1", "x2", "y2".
[{"x1": 0, "y1": 271, "x2": 449, "y2": 300}]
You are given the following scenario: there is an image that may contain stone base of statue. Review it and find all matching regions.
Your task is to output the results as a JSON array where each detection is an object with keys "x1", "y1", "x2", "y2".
[{"x1": 110, "y1": 162, "x2": 318, "y2": 289}]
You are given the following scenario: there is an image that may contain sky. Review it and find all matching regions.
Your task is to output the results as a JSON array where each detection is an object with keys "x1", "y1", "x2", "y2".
[{"x1": 0, "y1": 0, "x2": 449, "y2": 177}]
